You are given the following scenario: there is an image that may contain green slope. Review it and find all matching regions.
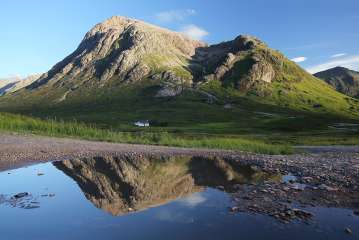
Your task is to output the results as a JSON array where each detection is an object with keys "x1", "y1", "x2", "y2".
[{"x1": 199, "y1": 45, "x2": 359, "y2": 119}]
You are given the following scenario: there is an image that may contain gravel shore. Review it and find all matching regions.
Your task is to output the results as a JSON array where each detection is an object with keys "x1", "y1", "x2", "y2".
[
  {"x1": 1, "y1": 132, "x2": 359, "y2": 223},
  {"x1": 1, "y1": 133, "x2": 359, "y2": 171},
  {"x1": 0, "y1": 133, "x2": 238, "y2": 171}
]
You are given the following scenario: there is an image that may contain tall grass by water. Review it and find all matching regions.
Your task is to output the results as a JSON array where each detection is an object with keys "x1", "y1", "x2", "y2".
[{"x1": 0, "y1": 112, "x2": 292, "y2": 154}]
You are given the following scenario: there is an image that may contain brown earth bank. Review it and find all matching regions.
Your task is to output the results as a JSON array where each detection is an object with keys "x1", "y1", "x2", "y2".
[{"x1": 1, "y1": 133, "x2": 359, "y2": 223}]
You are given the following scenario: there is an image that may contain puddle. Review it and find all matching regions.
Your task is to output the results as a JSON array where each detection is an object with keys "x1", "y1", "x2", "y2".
[
  {"x1": 0, "y1": 156, "x2": 358, "y2": 240},
  {"x1": 282, "y1": 173, "x2": 297, "y2": 183}
]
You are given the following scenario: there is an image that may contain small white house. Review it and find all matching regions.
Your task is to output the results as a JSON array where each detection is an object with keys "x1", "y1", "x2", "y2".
[{"x1": 134, "y1": 120, "x2": 150, "y2": 127}]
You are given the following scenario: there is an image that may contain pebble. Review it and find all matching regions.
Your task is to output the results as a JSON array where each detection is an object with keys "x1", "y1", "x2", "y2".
[
  {"x1": 318, "y1": 184, "x2": 338, "y2": 191},
  {"x1": 345, "y1": 228, "x2": 352, "y2": 234},
  {"x1": 229, "y1": 206, "x2": 239, "y2": 212},
  {"x1": 282, "y1": 187, "x2": 290, "y2": 192}
]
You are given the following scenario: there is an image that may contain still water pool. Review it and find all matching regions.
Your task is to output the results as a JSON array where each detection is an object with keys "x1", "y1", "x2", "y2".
[{"x1": 0, "y1": 157, "x2": 358, "y2": 240}]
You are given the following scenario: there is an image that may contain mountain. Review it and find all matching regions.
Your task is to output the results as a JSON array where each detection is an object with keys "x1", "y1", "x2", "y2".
[
  {"x1": 27, "y1": 16, "x2": 204, "y2": 95},
  {"x1": 0, "y1": 16, "x2": 358, "y2": 123},
  {"x1": 0, "y1": 74, "x2": 41, "y2": 96},
  {"x1": 314, "y1": 67, "x2": 359, "y2": 99}
]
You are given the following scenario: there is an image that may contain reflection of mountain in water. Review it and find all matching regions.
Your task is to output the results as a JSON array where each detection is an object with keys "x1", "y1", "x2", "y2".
[{"x1": 54, "y1": 155, "x2": 280, "y2": 216}]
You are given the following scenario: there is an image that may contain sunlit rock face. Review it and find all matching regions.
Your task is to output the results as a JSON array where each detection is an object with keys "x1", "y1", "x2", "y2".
[{"x1": 54, "y1": 155, "x2": 279, "y2": 216}]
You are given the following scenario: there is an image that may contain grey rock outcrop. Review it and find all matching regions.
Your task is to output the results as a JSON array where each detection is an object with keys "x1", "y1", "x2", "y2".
[{"x1": 195, "y1": 35, "x2": 276, "y2": 89}]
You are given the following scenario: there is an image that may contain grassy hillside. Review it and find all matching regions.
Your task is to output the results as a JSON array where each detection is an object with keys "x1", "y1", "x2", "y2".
[
  {"x1": 1, "y1": 79, "x2": 358, "y2": 148},
  {"x1": 0, "y1": 112, "x2": 292, "y2": 154},
  {"x1": 203, "y1": 46, "x2": 359, "y2": 119}
]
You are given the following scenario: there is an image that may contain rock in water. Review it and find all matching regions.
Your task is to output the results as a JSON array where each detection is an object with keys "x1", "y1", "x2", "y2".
[
  {"x1": 345, "y1": 227, "x2": 352, "y2": 234},
  {"x1": 13, "y1": 192, "x2": 29, "y2": 199}
]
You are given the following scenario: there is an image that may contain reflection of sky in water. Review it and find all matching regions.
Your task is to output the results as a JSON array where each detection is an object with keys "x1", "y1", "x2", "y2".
[
  {"x1": 177, "y1": 192, "x2": 207, "y2": 207},
  {"x1": 155, "y1": 209, "x2": 195, "y2": 223},
  {"x1": 0, "y1": 163, "x2": 359, "y2": 240}
]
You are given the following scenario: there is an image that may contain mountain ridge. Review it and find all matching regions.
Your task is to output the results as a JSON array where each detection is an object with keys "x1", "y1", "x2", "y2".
[
  {"x1": 0, "y1": 74, "x2": 41, "y2": 96},
  {"x1": 1, "y1": 16, "x2": 358, "y2": 122}
]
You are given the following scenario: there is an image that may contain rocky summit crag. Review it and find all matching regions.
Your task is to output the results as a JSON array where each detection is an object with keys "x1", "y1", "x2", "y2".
[{"x1": 1, "y1": 16, "x2": 358, "y2": 119}]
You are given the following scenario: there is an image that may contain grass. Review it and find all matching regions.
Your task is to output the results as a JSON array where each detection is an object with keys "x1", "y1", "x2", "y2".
[
  {"x1": 0, "y1": 81, "x2": 358, "y2": 151},
  {"x1": 257, "y1": 132, "x2": 359, "y2": 146},
  {"x1": 0, "y1": 112, "x2": 293, "y2": 155}
]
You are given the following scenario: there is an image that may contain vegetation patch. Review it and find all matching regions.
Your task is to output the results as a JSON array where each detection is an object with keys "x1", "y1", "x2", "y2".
[{"x1": 0, "y1": 112, "x2": 292, "y2": 155}]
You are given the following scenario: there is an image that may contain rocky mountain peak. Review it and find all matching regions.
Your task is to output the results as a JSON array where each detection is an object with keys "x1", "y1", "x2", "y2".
[
  {"x1": 86, "y1": 16, "x2": 136, "y2": 35},
  {"x1": 28, "y1": 16, "x2": 206, "y2": 90},
  {"x1": 233, "y1": 35, "x2": 265, "y2": 51},
  {"x1": 24, "y1": 17, "x2": 284, "y2": 100}
]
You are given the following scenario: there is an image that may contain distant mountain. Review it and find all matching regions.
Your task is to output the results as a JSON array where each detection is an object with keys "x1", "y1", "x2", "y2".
[
  {"x1": 314, "y1": 67, "x2": 359, "y2": 99},
  {"x1": 0, "y1": 76, "x2": 22, "y2": 95},
  {"x1": 0, "y1": 16, "x2": 358, "y2": 120},
  {"x1": 0, "y1": 74, "x2": 41, "y2": 96}
]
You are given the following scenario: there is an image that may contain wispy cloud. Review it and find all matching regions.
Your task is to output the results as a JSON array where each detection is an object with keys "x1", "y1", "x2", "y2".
[
  {"x1": 291, "y1": 57, "x2": 307, "y2": 63},
  {"x1": 330, "y1": 53, "x2": 347, "y2": 58},
  {"x1": 180, "y1": 24, "x2": 209, "y2": 40},
  {"x1": 154, "y1": 9, "x2": 196, "y2": 23},
  {"x1": 306, "y1": 55, "x2": 359, "y2": 73}
]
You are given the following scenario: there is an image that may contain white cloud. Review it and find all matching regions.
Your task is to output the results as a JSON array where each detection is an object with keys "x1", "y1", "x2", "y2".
[
  {"x1": 330, "y1": 53, "x2": 347, "y2": 58},
  {"x1": 291, "y1": 57, "x2": 307, "y2": 63},
  {"x1": 155, "y1": 9, "x2": 196, "y2": 23},
  {"x1": 180, "y1": 24, "x2": 209, "y2": 40},
  {"x1": 306, "y1": 55, "x2": 359, "y2": 73}
]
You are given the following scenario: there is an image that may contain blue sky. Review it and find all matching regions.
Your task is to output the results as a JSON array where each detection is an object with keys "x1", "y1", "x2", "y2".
[{"x1": 1, "y1": 0, "x2": 358, "y2": 78}]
